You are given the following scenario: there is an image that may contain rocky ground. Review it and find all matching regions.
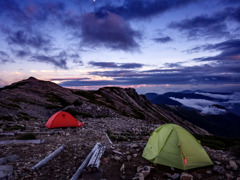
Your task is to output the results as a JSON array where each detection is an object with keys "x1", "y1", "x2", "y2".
[{"x1": 0, "y1": 116, "x2": 240, "y2": 180}]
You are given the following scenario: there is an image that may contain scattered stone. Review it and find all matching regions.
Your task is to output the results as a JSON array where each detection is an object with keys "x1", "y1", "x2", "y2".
[
  {"x1": 171, "y1": 173, "x2": 180, "y2": 180},
  {"x1": 229, "y1": 160, "x2": 238, "y2": 171},
  {"x1": 130, "y1": 144, "x2": 138, "y2": 149},
  {"x1": 132, "y1": 173, "x2": 144, "y2": 180},
  {"x1": 213, "y1": 165, "x2": 226, "y2": 175},
  {"x1": 163, "y1": 173, "x2": 172, "y2": 179},
  {"x1": 137, "y1": 166, "x2": 143, "y2": 173},
  {"x1": 127, "y1": 155, "x2": 131, "y2": 161},
  {"x1": 206, "y1": 170, "x2": 212, "y2": 174},
  {"x1": 120, "y1": 164, "x2": 125, "y2": 172},
  {"x1": 214, "y1": 161, "x2": 221, "y2": 165},
  {"x1": 193, "y1": 173, "x2": 202, "y2": 179},
  {"x1": 141, "y1": 166, "x2": 151, "y2": 178},
  {"x1": 180, "y1": 172, "x2": 193, "y2": 180},
  {"x1": 113, "y1": 150, "x2": 123, "y2": 155},
  {"x1": 226, "y1": 173, "x2": 235, "y2": 180},
  {"x1": 133, "y1": 154, "x2": 138, "y2": 158},
  {"x1": 114, "y1": 156, "x2": 121, "y2": 161}
]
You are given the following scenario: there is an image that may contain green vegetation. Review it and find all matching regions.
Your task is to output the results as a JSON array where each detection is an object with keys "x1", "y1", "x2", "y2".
[
  {"x1": 16, "y1": 133, "x2": 36, "y2": 140},
  {"x1": 194, "y1": 135, "x2": 240, "y2": 157}
]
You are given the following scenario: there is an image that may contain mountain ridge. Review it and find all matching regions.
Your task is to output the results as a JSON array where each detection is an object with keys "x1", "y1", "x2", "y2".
[{"x1": 0, "y1": 77, "x2": 209, "y2": 135}]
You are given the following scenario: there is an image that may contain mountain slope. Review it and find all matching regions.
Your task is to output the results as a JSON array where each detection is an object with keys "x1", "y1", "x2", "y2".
[{"x1": 0, "y1": 77, "x2": 209, "y2": 135}]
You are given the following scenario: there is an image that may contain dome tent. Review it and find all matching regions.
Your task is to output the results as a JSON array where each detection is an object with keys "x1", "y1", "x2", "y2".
[
  {"x1": 142, "y1": 124, "x2": 213, "y2": 170},
  {"x1": 45, "y1": 111, "x2": 84, "y2": 128}
]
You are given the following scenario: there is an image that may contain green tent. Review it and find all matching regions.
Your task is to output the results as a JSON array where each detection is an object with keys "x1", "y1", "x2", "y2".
[{"x1": 142, "y1": 124, "x2": 213, "y2": 170}]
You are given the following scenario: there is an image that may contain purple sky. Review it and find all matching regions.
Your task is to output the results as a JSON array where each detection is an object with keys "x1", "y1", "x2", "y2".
[{"x1": 0, "y1": 0, "x2": 240, "y2": 93}]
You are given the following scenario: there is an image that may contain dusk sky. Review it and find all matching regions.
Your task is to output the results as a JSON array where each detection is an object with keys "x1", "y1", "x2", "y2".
[{"x1": 0, "y1": 0, "x2": 240, "y2": 94}]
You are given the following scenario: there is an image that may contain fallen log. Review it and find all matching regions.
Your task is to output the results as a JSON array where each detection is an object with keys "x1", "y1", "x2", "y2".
[
  {"x1": 87, "y1": 144, "x2": 106, "y2": 172},
  {"x1": 0, "y1": 131, "x2": 62, "y2": 136},
  {"x1": 31, "y1": 145, "x2": 65, "y2": 171},
  {"x1": 70, "y1": 143, "x2": 100, "y2": 180},
  {"x1": 0, "y1": 133, "x2": 15, "y2": 136},
  {"x1": 0, "y1": 139, "x2": 44, "y2": 145}
]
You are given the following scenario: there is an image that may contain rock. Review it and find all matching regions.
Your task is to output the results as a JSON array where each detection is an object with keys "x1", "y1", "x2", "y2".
[
  {"x1": 131, "y1": 144, "x2": 138, "y2": 149},
  {"x1": 213, "y1": 165, "x2": 226, "y2": 175},
  {"x1": 137, "y1": 166, "x2": 143, "y2": 173},
  {"x1": 229, "y1": 160, "x2": 238, "y2": 171},
  {"x1": 226, "y1": 173, "x2": 235, "y2": 180},
  {"x1": 206, "y1": 170, "x2": 212, "y2": 174},
  {"x1": 114, "y1": 156, "x2": 121, "y2": 161},
  {"x1": 133, "y1": 154, "x2": 138, "y2": 158},
  {"x1": 236, "y1": 177, "x2": 240, "y2": 180},
  {"x1": 132, "y1": 173, "x2": 144, "y2": 180},
  {"x1": 0, "y1": 165, "x2": 14, "y2": 180},
  {"x1": 171, "y1": 173, "x2": 180, "y2": 180},
  {"x1": 214, "y1": 161, "x2": 221, "y2": 165},
  {"x1": 180, "y1": 172, "x2": 193, "y2": 180},
  {"x1": 120, "y1": 164, "x2": 125, "y2": 172},
  {"x1": 163, "y1": 173, "x2": 172, "y2": 178},
  {"x1": 113, "y1": 150, "x2": 123, "y2": 155},
  {"x1": 141, "y1": 166, "x2": 151, "y2": 178},
  {"x1": 193, "y1": 173, "x2": 202, "y2": 179},
  {"x1": 127, "y1": 155, "x2": 131, "y2": 161},
  {"x1": 7, "y1": 155, "x2": 19, "y2": 163}
]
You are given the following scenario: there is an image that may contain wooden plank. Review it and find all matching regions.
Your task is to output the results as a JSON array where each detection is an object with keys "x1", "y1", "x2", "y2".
[
  {"x1": 31, "y1": 145, "x2": 65, "y2": 171},
  {"x1": 0, "y1": 139, "x2": 44, "y2": 145},
  {"x1": 104, "y1": 132, "x2": 113, "y2": 145},
  {"x1": 70, "y1": 143, "x2": 100, "y2": 180},
  {"x1": 87, "y1": 144, "x2": 105, "y2": 172}
]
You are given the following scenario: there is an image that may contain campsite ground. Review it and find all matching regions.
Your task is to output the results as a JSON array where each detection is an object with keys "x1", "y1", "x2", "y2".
[{"x1": 0, "y1": 117, "x2": 240, "y2": 179}]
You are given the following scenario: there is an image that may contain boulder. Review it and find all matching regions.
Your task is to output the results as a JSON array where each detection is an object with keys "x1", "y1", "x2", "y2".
[{"x1": 0, "y1": 165, "x2": 14, "y2": 180}]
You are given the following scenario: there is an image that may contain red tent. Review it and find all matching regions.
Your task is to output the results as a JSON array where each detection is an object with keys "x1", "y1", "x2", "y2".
[{"x1": 45, "y1": 111, "x2": 84, "y2": 128}]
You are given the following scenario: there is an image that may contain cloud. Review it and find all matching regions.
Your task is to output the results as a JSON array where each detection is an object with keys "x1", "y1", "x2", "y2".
[
  {"x1": 79, "y1": 10, "x2": 141, "y2": 51},
  {"x1": 168, "y1": 5, "x2": 240, "y2": 39},
  {"x1": 7, "y1": 30, "x2": 52, "y2": 50},
  {"x1": 89, "y1": 61, "x2": 144, "y2": 69},
  {"x1": 29, "y1": 51, "x2": 83, "y2": 69},
  {"x1": 0, "y1": 51, "x2": 15, "y2": 63},
  {"x1": 29, "y1": 51, "x2": 68, "y2": 69},
  {"x1": 192, "y1": 39, "x2": 240, "y2": 63},
  {"x1": 195, "y1": 92, "x2": 232, "y2": 100},
  {"x1": 13, "y1": 50, "x2": 31, "y2": 58},
  {"x1": 98, "y1": 0, "x2": 197, "y2": 20},
  {"x1": 169, "y1": 14, "x2": 229, "y2": 39},
  {"x1": 153, "y1": 36, "x2": 173, "y2": 43},
  {"x1": 169, "y1": 97, "x2": 227, "y2": 115}
]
